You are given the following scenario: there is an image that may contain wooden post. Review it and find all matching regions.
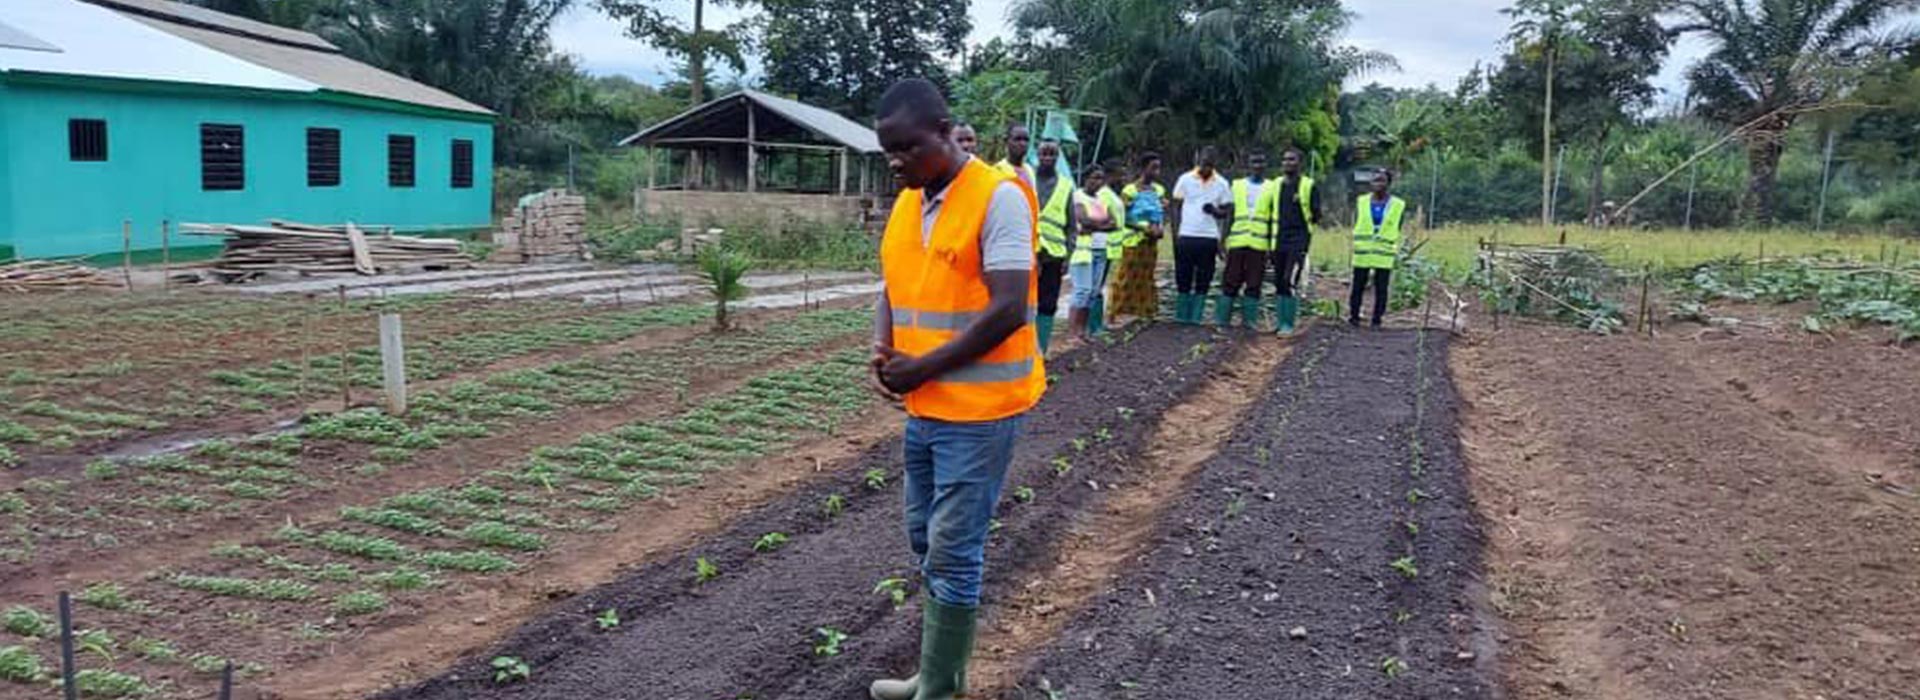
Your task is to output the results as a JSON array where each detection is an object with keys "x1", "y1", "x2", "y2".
[
  {"x1": 219, "y1": 661, "x2": 233, "y2": 700},
  {"x1": 746, "y1": 104, "x2": 758, "y2": 194},
  {"x1": 838, "y1": 149, "x2": 849, "y2": 196},
  {"x1": 121, "y1": 220, "x2": 133, "y2": 291},
  {"x1": 1636, "y1": 272, "x2": 1651, "y2": 335},
  {"x1": 58, "y1": 591, "x2": 76, "y2": 700},
  {"x1": 378, "y1": 313, "x2": 407, "y2": 415},
  {"x1": 299, "y1": 294, "x2": 313, "y2": 399},
  {"x1": 337, "y1": 286, "x2": 352, "y2": 410},
  {"x1": 160, "y1": 219, "x2": 172, "y2": 292}
]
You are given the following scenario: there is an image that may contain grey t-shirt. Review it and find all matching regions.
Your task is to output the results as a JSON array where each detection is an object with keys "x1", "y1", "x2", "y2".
[{"x1": 920, "y1": 180, "x2": 1036, "y2": 272}]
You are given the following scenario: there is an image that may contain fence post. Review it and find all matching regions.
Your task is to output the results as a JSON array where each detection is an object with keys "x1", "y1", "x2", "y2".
[
  {"x1": 338, "y1": 286, "x2": 352, "y2": 410},
  {"x1": 121, "y1": 220, "x2": 133, "y2": 291},
  {"x1": 58, "y1": 591, "x2": 76, "y2": 700},
  {"x1": 160, "y1": 219, "x2": 172, "y2": 293},
  {"x1": 219, "y1": 660, "x2": 233, "y2": 700},
  {"x1": 379, "y1": 313, "x2": 407, "y2": 416}
]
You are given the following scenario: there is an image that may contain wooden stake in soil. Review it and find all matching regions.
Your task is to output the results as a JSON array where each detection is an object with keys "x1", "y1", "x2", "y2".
[
  {"x1": 160, "y1": 219, "x2": 171, "y2": 292},
  {"x1": 378, "y1": 313, "x2": 407, "y2": 415},
  {"x1": 1637, "y1": 272, "x2": 1651, "y2": 335},
  {"x1": 120, "y1": 220, "x2": 133, "y2": 291},
  {"x1": 337, "y1": 285, "x2": 352, "y2": 410},
  {"x1": 219, "y1": 660, "x2": 233, "y2": 700},
  {"x1": 299, "y1": 294, "x2": 314, "y2": 398},
  {"x1": 58, "y1": 591, "x2": 76, "y2": 700}
]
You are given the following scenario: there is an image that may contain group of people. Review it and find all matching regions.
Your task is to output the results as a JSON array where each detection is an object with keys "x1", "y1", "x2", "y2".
[
  {"x1": 865, "y1": 78, "x2": 1409, "y2": 700},
  {"x1": 952, "y1": 124, "x2": 1409, "y2": 340}
]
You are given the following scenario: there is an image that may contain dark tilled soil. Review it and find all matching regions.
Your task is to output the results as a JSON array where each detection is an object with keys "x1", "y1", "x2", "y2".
[
  {"x1": 1015, "y1": 327, "x2": 1492, "y2": 699},
  {"x1": 379, "y1": 324, "x2": 1239, "y2": 700}
]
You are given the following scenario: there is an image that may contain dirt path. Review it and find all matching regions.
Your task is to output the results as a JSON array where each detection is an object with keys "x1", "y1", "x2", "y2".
[
  {"x1": 1015, "y1": 327, "x2": 1492, "y2": 699},
  {"x1": 378, "y1": 324, "x2": 1237, "y2": 700},
  {"x1": 1454, "y1": 322, "x2": 1920, "y2": 700}
]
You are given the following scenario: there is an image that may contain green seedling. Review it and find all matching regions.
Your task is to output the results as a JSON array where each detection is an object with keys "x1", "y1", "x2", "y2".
[
  {"x1": 1013, "y1": 486, "x2": 1035, "y2": 504},
  {"x1": 170, "y1": 574, "x2": 315, "y2": 601},
  {"x1": 1381, "y1": 655, "x2": 1409, "y2": 678},
  {"x1": 189, "y1": 654, "x2": 227, "y2": 675},
  {"x1": 988, "y1": 519, "x2": 1003, "y2": 533},
  {"x1": 334, "y1": 590, "x2": 387, "y2": 616},
  {"x1": 1051, "y1": 457, "x2": 1072, "y2": 477},
  {"x1": 83, "y1": 459, "x2": 121, "y2": 480},
  {"x1": 129, "y1": 638, "x2": 178, "y2": 663},
  {"x1": 596, "y1": 608, "x2": 621, "y2": 631},
  {"x1": 872, "y1": 578, "x2": 909, "y2": 608},
  {"x1": 823, "y1": 493, "x2": 847, "y2": 518},
  {"x1": 1394, "y1": 610, "x2": 1414, "y2": 624},
  {"x1": 1115, "y1": 406, "x2": 1135, "y2": 420},
  {"x1": 418, "y1": 550, "x2": 516, "y2": 573},
  {"x1": 491, "y1": 656, "x2": 531, "y2": 684},
  {"x1": 75, "y1": 629, "x2": 115, "y2": 661},
  {"x1": 77, "y1": 582, "x2": 136, "y2": 611},
  {"x1": 74, "y1": 669, "x2": 148, "y2": 698},
  {"x1": 863, "y1": 469, "x2": 888, "y2": 490},
  {"x1": 1406, "y1": 488, "x2": 1429, "y2": 504},
  {"x1": 1094, "y1": 427, "x2": 1113, "y2": 443},
  {"x1": 1071, "y1": 438, "x2": 1088, "y2": 453},
  {"x1": 1390, "y1": 556, "x2": 1419, "y2": 579},
  {"x1": 695, "y1": 557, "x2": 720, "y2": 584},
  {"x1": 0, "y1": 645, "x2": 45, "y2": 683},
  {"x1": 753, "y1": 532, "x2": 790, "y2": 553},
  {"x1": 459, "y1": 521, "x2": 546, "y2": 552},
  {"x1": 813, "y1": 627, "x2": 848, "y2": 657},
  {"x1": 367, "y1": 567, "x2": 434, "y2": 591},
  {"x1": 2, "y1": 607, "x2": 51, "y2": 638},
  {"x1": 1405, "y1": 521, "x2": 1420, "y2": 536}
]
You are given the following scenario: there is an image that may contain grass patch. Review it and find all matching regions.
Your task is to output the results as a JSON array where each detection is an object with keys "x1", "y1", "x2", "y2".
[
  {"x1": 0, "y1": 645, "x2": 43, "y2": 683},
  {"x1": 171, "y1": 574, "x2": 315, "y2": 601},
  {"x1": 457, "y1": 521, "x2": 546, "y2": 552},
  {"x1": 76, "y1": 582, "x2": 138, "y2": 611},
  {"x1": 417, "y1": 549, "x2": 516, "y2": 573},
  {"x1": 74, "y1": 669, "x2": 148, "y2": 697},
  {"x1": 366, "y1": 566, "x2": 435, "y2": 591},
  {"x1": 341, "y1": 507, "x2": 446, "y2": 536},
  {"x1": 333, "y1": 590, "x2": 387, "y2": 617},
  {"x1": 2, "y1": 607, "x2": 51, "y2": 638}
]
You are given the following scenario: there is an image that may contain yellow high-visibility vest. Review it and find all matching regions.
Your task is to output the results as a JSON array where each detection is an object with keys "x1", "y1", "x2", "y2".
[{"x1": 1352, "y1": 194, "x2": 1405, "y2": 270}]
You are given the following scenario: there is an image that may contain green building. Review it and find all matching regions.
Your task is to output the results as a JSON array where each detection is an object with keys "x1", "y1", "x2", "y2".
[{"x1": 0, "y1": 0, "x2": 494, "y2": 260}]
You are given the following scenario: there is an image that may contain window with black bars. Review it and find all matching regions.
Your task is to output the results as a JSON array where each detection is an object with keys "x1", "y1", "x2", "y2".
[
  {"x1": 450, "y1": 139, "x2": 474, "y2": 189},
  {"x1": 69, "y1": 119, "x2": 107, "y2": 162},
  {"x1": 388, "y1": 134, "x2": 415, "y2": 188},
  {"x1": 200, "y1": 123, "x2": 245, "y2": 191},
  {"x1": 307, "y1": 127, "x2": 341, "y2": 187}
]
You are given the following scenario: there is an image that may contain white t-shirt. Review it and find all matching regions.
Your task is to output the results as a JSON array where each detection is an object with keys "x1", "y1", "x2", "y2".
[{"x1": 1173, "y1": 170, "x2": 1232, "y2": 239}]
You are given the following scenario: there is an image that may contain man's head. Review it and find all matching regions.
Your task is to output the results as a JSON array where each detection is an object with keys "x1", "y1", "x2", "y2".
[
  {"x1": 1037, "y1": 139, "x2": 1061, "y2": 175},
  {"x1": 1281, "y1": 148, "x2": 1303, "y2": 177},
  {"x1": 1083, "y1": 164, "x2": 1106, "y2": 192},
  {"x1": 1006, "y1": 124, "x2": 1031, "y2": 162},
  {"x1": 953, "y1": 124, "x2": 978, "y2": 155},
  {"x1": 1197, "y1": 146, "x2": 1218, "y2": 178},
  {"x1": 1247, "y1": 151, "x2": 1269, "y2": 179},
  {"x1": 875, "y1": 79, "x2": 960, "y2": 190},
  {"x1": 1137, "y1": 152, "x2": 1162, "y2": 182},
  {"x1": 1371, "y1": 168, "x2": 1393, "y2": 196}
]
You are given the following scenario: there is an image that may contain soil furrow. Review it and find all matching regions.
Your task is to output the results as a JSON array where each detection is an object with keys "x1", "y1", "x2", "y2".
[
  {"x1": 378, "y1": 324, "x2": 1236, "y2": 700},
  {"x1": 1015, "y1": 327, "x2": 1491, "y2": 699}
]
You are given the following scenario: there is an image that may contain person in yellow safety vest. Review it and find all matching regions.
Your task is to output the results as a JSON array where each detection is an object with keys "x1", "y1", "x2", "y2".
[
  {"x1": 992, "y1": 123, "x2": 1034, "y2": 192},
  {"x1": 1216, "y1": 150, "x2": 1274, "y2": 328},
  {"x1": 1029, "y1": 139, "x2": 1073, "y2": 353},
  {"x1": 1253, "y1": 148, "x2": 1323, "y2": 335},
  {"x1": 1350, "y1": 169, "x2": 1406, "y2": 328},
  {"x1": 1068, "y1": 164, "x2": 1124, "y2": 340},
  {"x1": 868, "y1": 78, "x2": 1045, "y2": 700},
  {"x1": 1110, "y1": 153, "x2": 1167, "y2": 322}
]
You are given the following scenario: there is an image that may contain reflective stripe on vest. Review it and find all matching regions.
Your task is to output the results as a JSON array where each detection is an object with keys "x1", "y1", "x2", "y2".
[
  {"x1": 1352, "y1": 194, "x2": 1405, "y2": 270},
  {"x1": 1035, "y1": 176, "x2": 1073, "y2": 258},
  {"x1": 1071, "y1": 188, "x2": 1126, "y2": 264},
  {"x1": 1227, "y1": 178, "x2": 1273, "y2": 251},
  {"x1": 880, "y1": 158, "x2": 1047, "y2": 421}
]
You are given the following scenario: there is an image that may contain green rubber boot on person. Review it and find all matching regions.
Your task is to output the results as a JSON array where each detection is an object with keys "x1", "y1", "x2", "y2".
[
  {"x1": 1274, "y1": 295, "x2": 1298, "y2": 336},
  {"x1": 1035, "y1": 315, "x2": 1055, "y2": 354},
  {"x1": 869, "y1": 600, "x2": 979, "y2": 700},
  {"x1": 1174, "y1": 293, "x2": 1196, "y2": 324},
  {"x1": 1238, "y1": 296, "x2": 1260, "y2": 329},
  {"x1": 1089, "y1": 295, "x2": 1106, "y2": 336},
  {"x1": 1212, "y1": 294, "x2": 1233, "y2": 325}
]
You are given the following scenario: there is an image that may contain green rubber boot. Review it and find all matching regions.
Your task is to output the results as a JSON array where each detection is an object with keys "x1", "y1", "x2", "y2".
[
  {"x1": 1175, "y1": 293, "x2": 1196, "y2": 324},
  {"x1": 1035, "y1": 315, "x2": 1055, "y2": 354},
  {"x1": 916, "y1": 599, "x2": 979, "y2": 700},
  {"x1": 1275, "y1": 296, "x2": 1299, "y2": 336},
  {"x1": 1089, "y1": 295, "x2": 1107, "y2": 336},
  {"x1": 1239, "y1": 296, "x2": 1260, "y2": 329},
  {"x1": 1212, "y1": 294, "x2": 1233, "y2": 325}
]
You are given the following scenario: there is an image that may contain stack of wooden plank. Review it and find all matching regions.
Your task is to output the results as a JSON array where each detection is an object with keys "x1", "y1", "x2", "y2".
[
  {"x1": 494, "y1": 190, "x2": 588, "y2": 263},
  {"x1": 184, "y1": 220, "x2": 472, "y2": 280},
  {"x1": 0, "y1": 260, "x2": 121, "y2": 292}
]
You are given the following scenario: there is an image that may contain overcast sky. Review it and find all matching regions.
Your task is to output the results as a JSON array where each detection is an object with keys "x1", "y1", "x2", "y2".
[{"x1": 551, "y1": 0, "x2": 1711, "y2": 103}]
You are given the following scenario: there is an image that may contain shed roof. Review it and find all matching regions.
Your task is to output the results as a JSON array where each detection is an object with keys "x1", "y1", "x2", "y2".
[
  {"x1": 620, "y1": 89, "x2": 880, "y2": 154},
  {"x1": 0, "y1": 0, "x2": 491, "y2": 116}
]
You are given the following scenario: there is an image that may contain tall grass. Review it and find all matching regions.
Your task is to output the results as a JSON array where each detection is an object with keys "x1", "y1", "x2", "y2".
[{"x1": 1306, "y1": 224, "x2": 1919, "y2": 276}]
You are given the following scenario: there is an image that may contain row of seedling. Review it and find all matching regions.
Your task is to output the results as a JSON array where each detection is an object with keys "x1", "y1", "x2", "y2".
[
  {"x1": 1381, "y1": 321, "x2": 1439, "y2": 681},
  {"x1": 2, "y1": 588, "x2": 257, "y2": 699}
]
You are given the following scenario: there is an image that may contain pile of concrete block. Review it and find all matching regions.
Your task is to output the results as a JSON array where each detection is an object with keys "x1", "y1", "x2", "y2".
[{"x1": 495, "y1": 189, "x2": 590, "y2": 263}]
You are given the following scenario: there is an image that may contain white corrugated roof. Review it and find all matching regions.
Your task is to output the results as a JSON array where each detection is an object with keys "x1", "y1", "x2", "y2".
[
  {"x1": 0, "y1": 0, "x2": 317, "y2": 93},
  {"x1": 0, "y1": 0, "x2": 490, "y2": 115},
  {"x1": 620, "y1": 89, "x2": 881, "y2": 154}
]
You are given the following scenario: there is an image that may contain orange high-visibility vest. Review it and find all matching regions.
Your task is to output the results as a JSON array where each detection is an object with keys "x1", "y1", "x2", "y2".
[{"x1": 880, "y1": 158, "x2": 1047, "y2": 422}]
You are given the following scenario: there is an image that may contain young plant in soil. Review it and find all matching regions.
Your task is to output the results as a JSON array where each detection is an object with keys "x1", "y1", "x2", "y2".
[
  {"x1": 694, "y1": 557, "x2": 720, "y2": 585},
  {"x1": 753, "y1": 532, "x2": 790, "y2": 553},
  {"x1": 74, "y1": 669, "x2": 148, "y2": 697},
  {"x1": 1013, "y1": 486, "x2": 1036, "y2": 504},
  {"x1": 1390, "y1": 556, "x2": 1419, "y2": 579},
  {"x1": 595, "y1": 608, "x2": 620, "y2": 631},
  {"x1": 2, "y1": 607, "x2": 51, "y2": 638},
  {"x1": 0, "y1": 645, "x2": 45, "y2": 683},
  {"x1": 1380, "y1": 655, "x2": 1410, "y2": 678},
  {"x1": 813, "y1": 627, "x2": 849, "y2": 657},
  {"x1": 823, "y1": 493, "x2": 847, "y2": 518},
  {"x1": 872, "y1": 578, "x2": 909, "y2": 608},
  {"x1": 863, "y1": 469, "x2": 888, "y2": 490},
  {"x1": 491, "y1": 656, "x2": 531, "y2": 684}
]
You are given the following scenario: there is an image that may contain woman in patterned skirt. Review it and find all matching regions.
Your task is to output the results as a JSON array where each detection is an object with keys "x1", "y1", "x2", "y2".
[{"x1": 1113, "y1": 152, "x2": 1167, "y2": 321}]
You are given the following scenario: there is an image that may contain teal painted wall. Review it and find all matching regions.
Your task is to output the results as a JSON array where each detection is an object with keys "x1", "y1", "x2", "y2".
[{"x1": 0, "y1": 79, "x2": 492, "y2": 258}]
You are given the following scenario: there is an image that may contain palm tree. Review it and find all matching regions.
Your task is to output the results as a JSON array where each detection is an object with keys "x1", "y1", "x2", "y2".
[
  {"x1": 697, "y1": 246, "x2": 751, "y2": 331},
  {"x1": 1675, "y1": 0, "x2": 1920, "y2": 224}
]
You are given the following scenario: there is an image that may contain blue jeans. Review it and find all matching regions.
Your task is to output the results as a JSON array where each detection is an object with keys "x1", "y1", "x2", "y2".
[
  {"x1": 902, "y1": 414, "x2": 1026, "y2": 607},
  {"x1": 1068, "y1": 254, "x2": 1109, "y2": 309}
]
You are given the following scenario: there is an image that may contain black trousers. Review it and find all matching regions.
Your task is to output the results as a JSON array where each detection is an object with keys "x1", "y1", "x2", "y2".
[
  {"x1": 1174, "y1": 237, "x2": 1219, "y2": 295},
  {"x1": 1271, "y1": 249, "x2": 1307, "y2": 298},
  {"x1": 1220, "y1": 248, "x2": 1268, "y2": 299},
  {"x1": 1037, "y1": 253, "x2": 1067, "y2": 316},
  {"x1": 1350, "y1": 267, "x2": 1392, "y2": 324}
]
